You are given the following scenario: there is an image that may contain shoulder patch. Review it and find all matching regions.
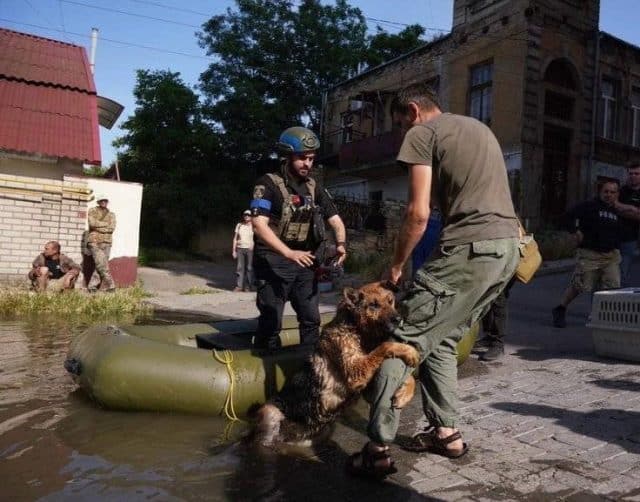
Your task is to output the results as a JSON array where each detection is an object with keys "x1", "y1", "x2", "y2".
[{"x1": 253, "y1": 185, "x2": 266, "y2": 199}]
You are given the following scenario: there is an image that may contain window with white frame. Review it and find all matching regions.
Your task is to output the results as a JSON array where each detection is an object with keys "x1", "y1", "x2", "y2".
[
  {"x1": 469, "y1": 62, "x2": 493, "y2": 125},
  {"x1": 600, "y1": 78, "x2": 618, "y2": 140},
  {"x1": 632, "y1": 86, "x2": 640, "y2": 148}
]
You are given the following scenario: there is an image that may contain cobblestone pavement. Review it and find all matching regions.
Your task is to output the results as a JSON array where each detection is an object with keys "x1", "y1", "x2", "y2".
[{"x1": 139, "y1": 261, "x2": 640, "y2": 501}]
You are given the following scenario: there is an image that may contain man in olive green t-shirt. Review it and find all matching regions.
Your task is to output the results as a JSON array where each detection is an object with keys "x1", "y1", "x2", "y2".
[{"x1": 347, "y1": 83, "x2": 520, "y2": 479}]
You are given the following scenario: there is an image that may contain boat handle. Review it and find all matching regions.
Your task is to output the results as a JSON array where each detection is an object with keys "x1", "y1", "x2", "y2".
[{"x1": 64, "y1": 358, "x2": 82, "y2": 376}]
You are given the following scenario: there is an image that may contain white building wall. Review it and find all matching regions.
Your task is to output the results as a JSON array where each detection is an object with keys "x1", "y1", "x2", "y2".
[{"x1": 75, "y1": 177, "x2": 143, "y2": 259}]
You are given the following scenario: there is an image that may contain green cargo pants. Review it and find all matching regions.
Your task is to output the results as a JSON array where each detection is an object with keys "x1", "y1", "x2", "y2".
[{"x1": 364, "y1": 237, "x2": 520, "y2": 444}]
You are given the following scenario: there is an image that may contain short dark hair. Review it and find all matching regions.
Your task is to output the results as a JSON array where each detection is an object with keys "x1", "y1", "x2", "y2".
[
  {"x1": 626, "y1": 161, "x2": 640, "y2": 170},
  {"x1": 390, "y1": 82, "x2": 441, "y2": 116},
  {"x1": 46, "y1": 240, "x2": 60, "y2": 252},
  {"x1": 597, "y1": 177, "x2": 620, "y2": 192}
]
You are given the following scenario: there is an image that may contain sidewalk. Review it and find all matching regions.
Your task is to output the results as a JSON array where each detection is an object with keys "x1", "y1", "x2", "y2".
[
  {"x1": 138, "y1": 258, "x2": 343, "y2": 319},
  {"x1": 137, "y1": 259, "x2": 640, "y2": 500},
  {"x1": 137, "y1": 257, "x2": 578, "y2": 319}
]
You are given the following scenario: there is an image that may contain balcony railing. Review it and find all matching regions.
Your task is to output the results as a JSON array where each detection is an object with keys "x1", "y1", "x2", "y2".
[{"x1": 338, "y1": 129, "x2": 404, "y2": 170}]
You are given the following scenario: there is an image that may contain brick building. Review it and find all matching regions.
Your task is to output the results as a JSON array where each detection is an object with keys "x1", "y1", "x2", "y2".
[
  {"x1": 320, "y1": 0, "x2": 640, "y2": 230},
  {"x1": 0, "y1": 28, "x2": 139, "y2": 286}
]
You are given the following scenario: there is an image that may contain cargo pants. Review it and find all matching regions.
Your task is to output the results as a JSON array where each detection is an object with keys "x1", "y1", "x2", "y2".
[
  {"x1": 364, "y1": 237, "x2": 520, "y2": 444},
  {"x1": 87, "y1": 242, "x2": 115, "y2": 291}
]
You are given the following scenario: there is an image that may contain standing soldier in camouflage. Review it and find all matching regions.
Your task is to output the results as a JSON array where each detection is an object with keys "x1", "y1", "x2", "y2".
[{"x1": 87, "y1": 194, "x2": 116, "y2": 292}]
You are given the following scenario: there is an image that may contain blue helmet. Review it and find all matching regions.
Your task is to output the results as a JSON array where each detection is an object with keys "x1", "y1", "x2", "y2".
[{"x1": 276, "y1": 126, "x2": 320, "y2": 154}]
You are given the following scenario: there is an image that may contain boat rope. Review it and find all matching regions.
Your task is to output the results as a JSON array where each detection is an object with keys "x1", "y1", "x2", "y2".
[{"x1": 212, "y1": 349, "x2": 245, "y2": 423}]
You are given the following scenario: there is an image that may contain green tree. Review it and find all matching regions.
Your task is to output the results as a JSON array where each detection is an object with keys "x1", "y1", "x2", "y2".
[
  {"x1": 114, "y1": 69, "x2": 214, "y2": 186},
  {"x1": 364, "y1": 24, "x2": 426, "y2": 68},
  {"x1": 114, "y1": 69, "x2": 251, "y2": 247},
  {"x1": 197, "y1": 0, "x2": 368, "y2": 160}
]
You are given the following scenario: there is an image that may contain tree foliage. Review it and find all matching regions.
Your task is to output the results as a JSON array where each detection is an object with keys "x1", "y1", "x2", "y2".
[
  {"x1": 197, "y1": 1, "x2": 427, "y2": 162},
  {"x1": 364, "y1": 24, "x2": 426, "y2": 68},
  {"x1": 197, "y1": 0, "x2": 368, "y2": 160},
  {"x1": 114, "y1": 69, "x2": 214, "y2": 186},
  {"x1": 114, "y1": 69, "x2": 251, "y2": 247},
  {"x1": 116, "y1": 2, "x2": 429, "y2": 250}
]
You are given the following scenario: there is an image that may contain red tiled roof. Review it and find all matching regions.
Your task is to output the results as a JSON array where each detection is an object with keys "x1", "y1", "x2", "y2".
[{"x1": 0, "y1": 28, "x2": 101, "y2": 164}]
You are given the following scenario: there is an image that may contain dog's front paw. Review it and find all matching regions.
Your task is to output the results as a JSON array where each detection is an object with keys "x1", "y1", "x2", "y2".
[
  {"x1": 381, "y1": 342, "x2": 420, "y2": 367},
  {"x1": 397, "y1": 344, "x2": 420, "y2": 367}
]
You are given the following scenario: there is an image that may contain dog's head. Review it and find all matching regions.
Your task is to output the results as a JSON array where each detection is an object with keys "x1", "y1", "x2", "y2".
[{"x1": 339, "y1": 281, "x2": 400, "y2": 337}]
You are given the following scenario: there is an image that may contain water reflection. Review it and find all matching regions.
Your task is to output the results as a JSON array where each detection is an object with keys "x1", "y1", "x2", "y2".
[{"x1": 0, "y1": 316, "x2": 249, "y2": 501}]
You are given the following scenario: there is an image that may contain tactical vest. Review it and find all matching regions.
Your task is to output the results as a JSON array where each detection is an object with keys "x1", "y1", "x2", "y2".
[{"x1": 266, "y1": 173, "x2": 324, "y2": 247}]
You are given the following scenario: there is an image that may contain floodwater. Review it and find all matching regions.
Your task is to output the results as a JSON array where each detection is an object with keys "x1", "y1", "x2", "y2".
[{"x1": 0, "y1": 314, "x2": 413, "y2": 502}]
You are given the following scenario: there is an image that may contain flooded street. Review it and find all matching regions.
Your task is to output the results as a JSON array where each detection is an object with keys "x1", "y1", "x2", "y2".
[
  {"x1": 0, "y1": 316, "x2": 397, "y2": 502},
  {"x1": 0, "y1": 316, "x2": 247, "y2": 500}
]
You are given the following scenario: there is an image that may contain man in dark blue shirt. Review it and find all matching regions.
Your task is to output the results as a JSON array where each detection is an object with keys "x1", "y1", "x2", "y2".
[{"x1": 551, "y1": 179, "x2": 622, "y2": 327}]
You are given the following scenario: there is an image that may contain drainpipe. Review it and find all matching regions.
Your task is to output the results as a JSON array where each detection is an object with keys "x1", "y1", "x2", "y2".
[
  {"x1": 89, "y1": 27, "x2": 99, "y2": 75},
  {"x1": 587, "y1": 30, "x2": 600, "y2": 199}
]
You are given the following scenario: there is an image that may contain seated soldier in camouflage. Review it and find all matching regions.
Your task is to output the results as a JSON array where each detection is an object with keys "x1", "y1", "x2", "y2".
[{"x1": 29, "y1": 241, "x2": 80, "y2": 292}]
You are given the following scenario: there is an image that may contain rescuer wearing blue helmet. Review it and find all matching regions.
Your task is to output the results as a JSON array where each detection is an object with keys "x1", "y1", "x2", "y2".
[{"x1": 249, "y1": 126, "x2": 347, "y2": 351}]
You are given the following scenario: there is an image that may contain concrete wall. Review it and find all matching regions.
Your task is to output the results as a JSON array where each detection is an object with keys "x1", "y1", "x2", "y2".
[{"x1": 0, "y1": 154, "x2": 83, "y2": 179}]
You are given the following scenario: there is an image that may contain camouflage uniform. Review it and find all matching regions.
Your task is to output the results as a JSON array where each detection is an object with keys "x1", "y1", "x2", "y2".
[{"x1": 87, "y1": 206, "x2": 116, "y2": 291}]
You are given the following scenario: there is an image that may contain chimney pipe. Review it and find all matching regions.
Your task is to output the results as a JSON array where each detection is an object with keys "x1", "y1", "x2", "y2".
[{"x1": 90, "y1": 27, "x2": 99, "y2": 75}]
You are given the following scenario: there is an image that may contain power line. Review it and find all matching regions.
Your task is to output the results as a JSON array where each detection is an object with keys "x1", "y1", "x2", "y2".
[
  {"x1": 65, "y1": 0, "x2": 450, "y2": 36},
  {"x1": 60, "y1": 0, "x2": 202, "y2": 29},
  {"x1": 128, "y1": 0, "x2": 211, "y2": 17},
  {"x1": 0, "y1": 18, "x2": 214, "y2": 60}
]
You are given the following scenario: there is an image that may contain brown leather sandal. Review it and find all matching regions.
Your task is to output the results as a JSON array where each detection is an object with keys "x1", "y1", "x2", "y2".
[
  {"x1": 402, "y1": 430, "x2": 469, "y2": 458},
  {"x1": 345, "y1": 444, "x2": 398, "y2": 479}
]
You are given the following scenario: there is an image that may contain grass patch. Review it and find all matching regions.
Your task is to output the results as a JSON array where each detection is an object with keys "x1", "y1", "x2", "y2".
[
  {"x1": 0, "y1": 284, "x2": 153, "y2": 320},
  {"x1": 180, "y1": 286, "x2": 217, "y2": 295}
]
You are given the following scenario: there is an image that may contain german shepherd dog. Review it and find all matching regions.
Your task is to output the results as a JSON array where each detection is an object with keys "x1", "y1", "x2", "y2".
[{"x1": 253, "y1": 281, "x2": 420, "y2": 445}]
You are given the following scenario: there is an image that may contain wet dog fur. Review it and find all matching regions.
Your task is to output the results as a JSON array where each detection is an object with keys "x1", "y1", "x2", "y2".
[{"x1": 253, "y1": 281, "x2": 419, "y2": 446}]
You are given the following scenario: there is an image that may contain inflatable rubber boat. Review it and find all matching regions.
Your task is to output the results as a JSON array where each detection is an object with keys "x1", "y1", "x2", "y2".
[{"x1": 65, "y1": 316, "x2": 478, "y2": 417}]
